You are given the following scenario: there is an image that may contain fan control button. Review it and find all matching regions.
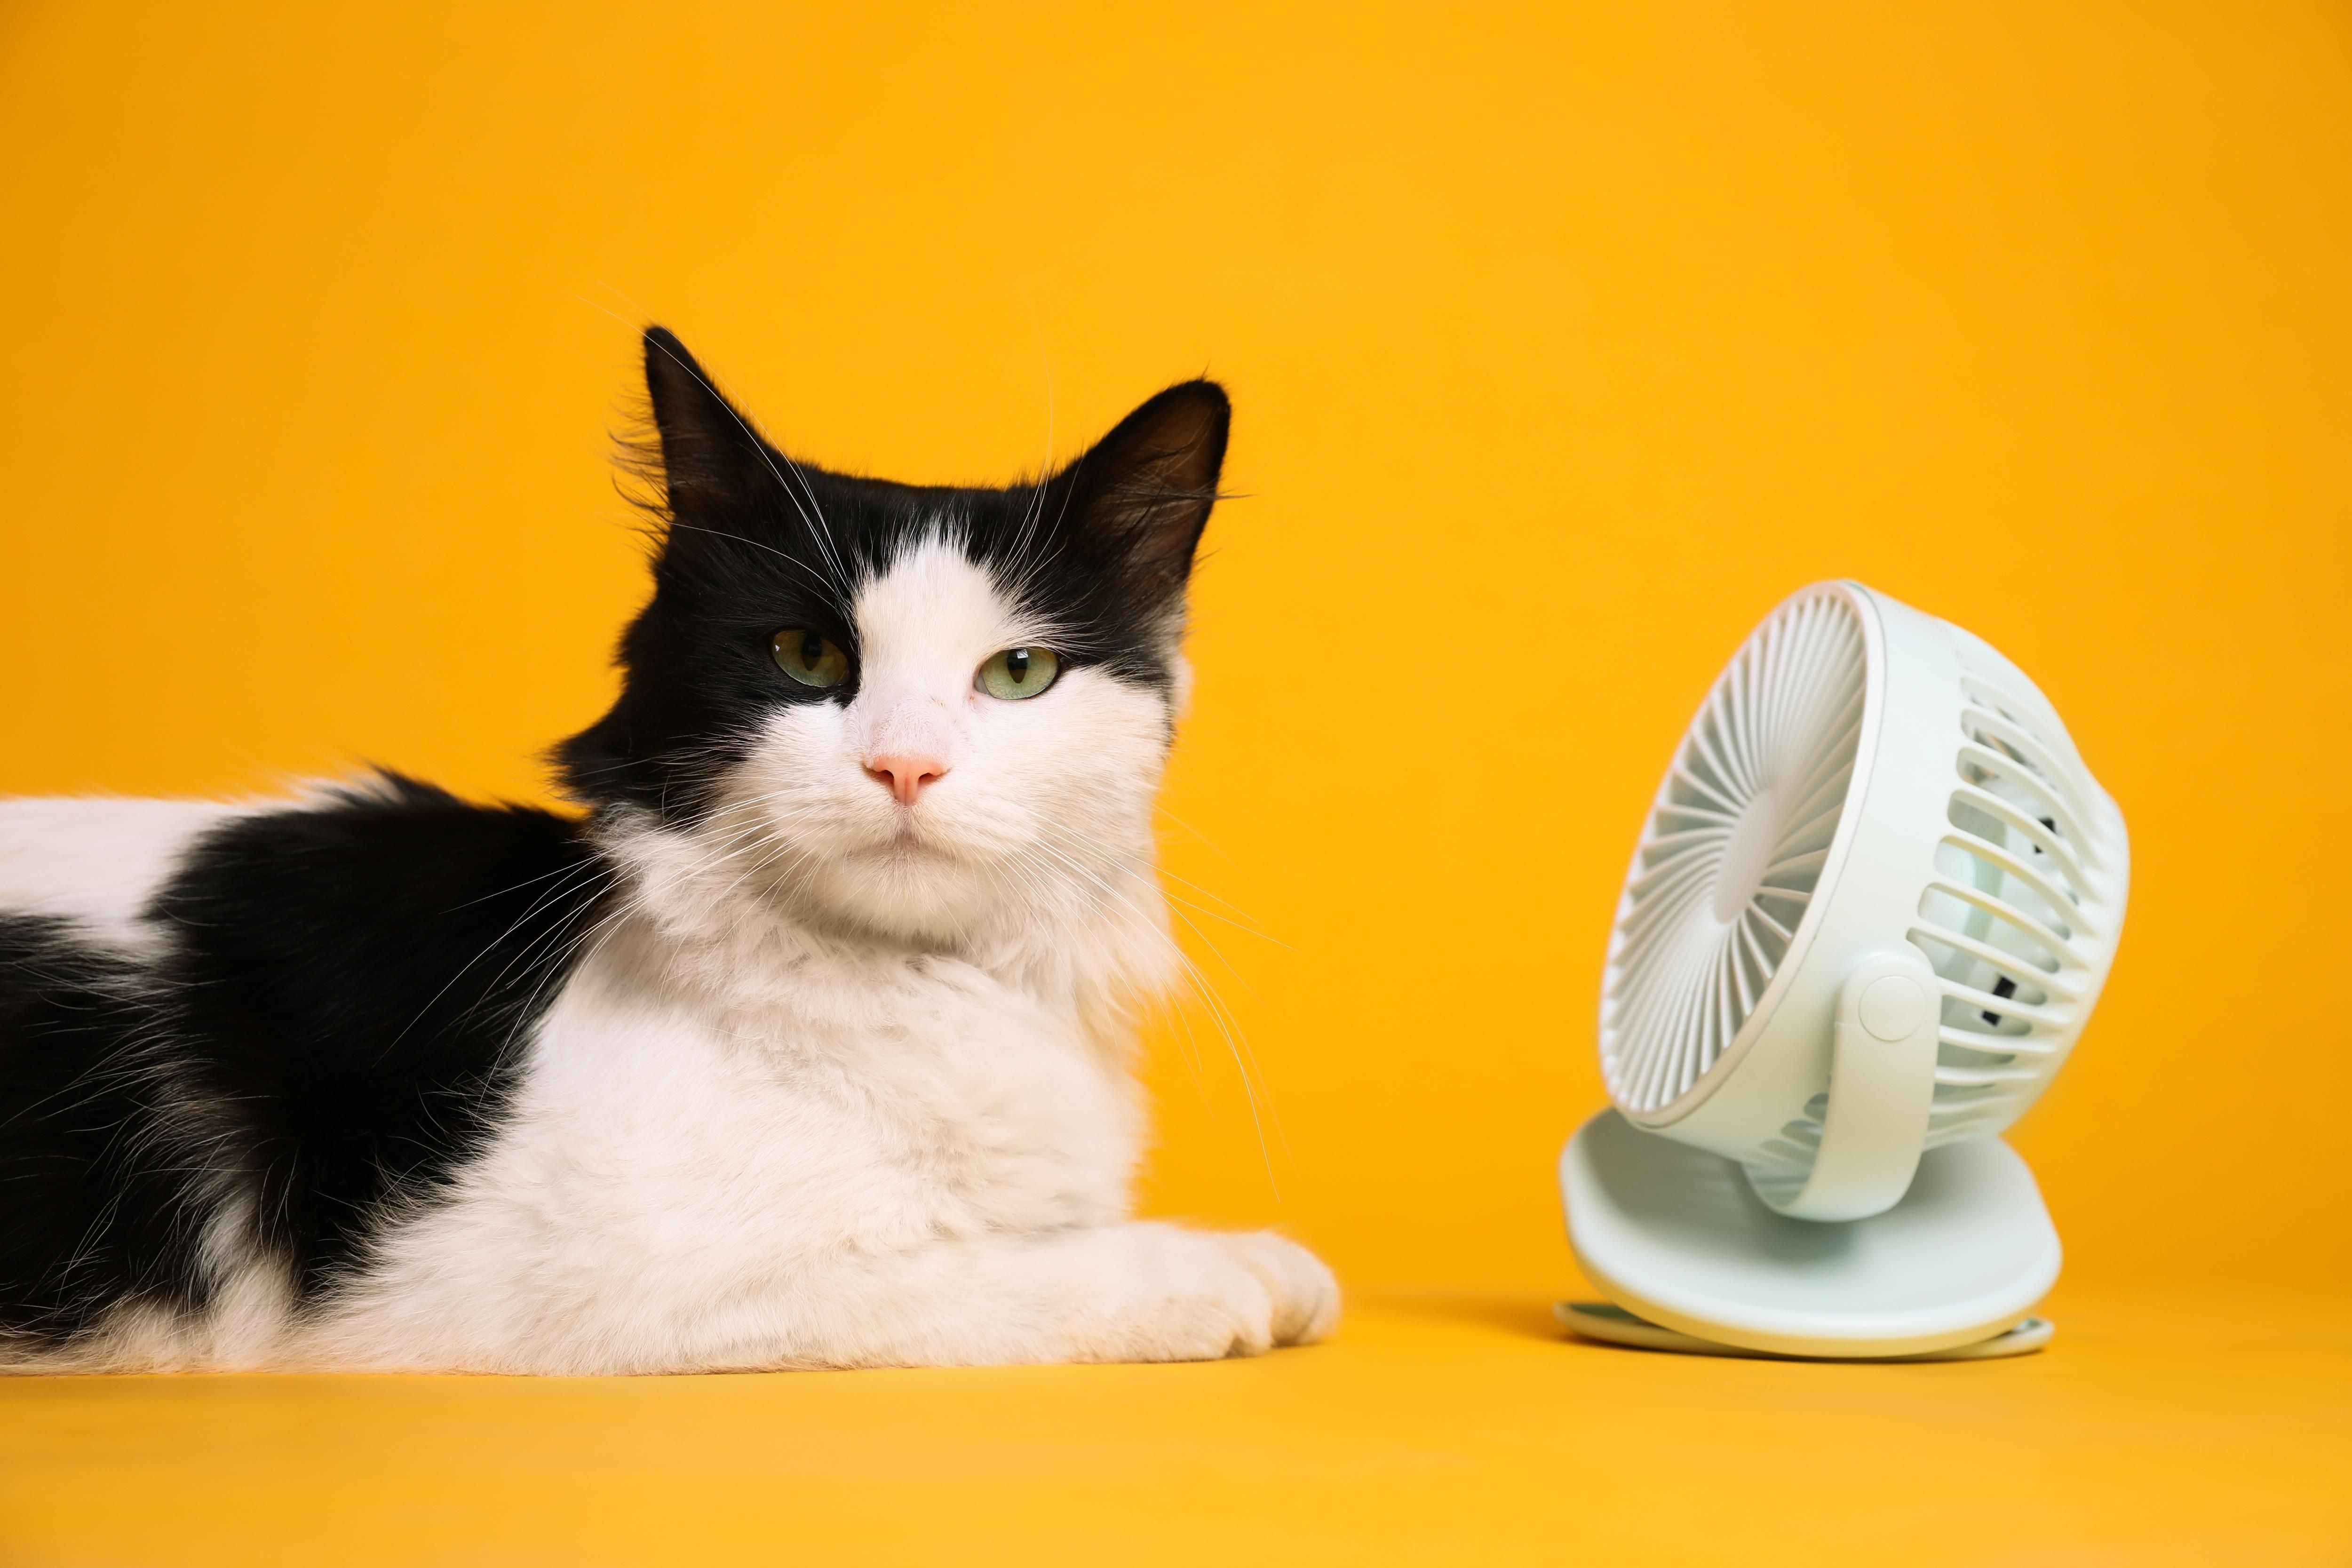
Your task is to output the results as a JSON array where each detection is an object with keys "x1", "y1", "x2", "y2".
[{"x1": 1858, "y1": 975, "x2": 1929, "y2": 1041}]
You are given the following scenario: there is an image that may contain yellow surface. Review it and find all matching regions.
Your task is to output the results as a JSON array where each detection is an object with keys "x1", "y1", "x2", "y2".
[
  {"x1": 2, "y1": 1288, "x2": 2346, "y2": 1565},
  {"x1": 2, "y1": 5, "x2": 2350, "y2": 1562}
]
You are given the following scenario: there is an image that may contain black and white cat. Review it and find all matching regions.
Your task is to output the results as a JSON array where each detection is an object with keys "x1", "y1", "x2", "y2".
[{"x1": 0, "y1": 329, "x2": 1337, "y2": 1373}]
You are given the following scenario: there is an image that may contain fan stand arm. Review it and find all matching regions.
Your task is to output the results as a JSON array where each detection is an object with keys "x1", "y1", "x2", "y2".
[{"x1": 1748, "y1": 946, "x2": 1941, "y2": 1222}]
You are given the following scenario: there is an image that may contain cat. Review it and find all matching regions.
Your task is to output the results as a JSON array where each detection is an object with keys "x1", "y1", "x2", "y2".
[{"x1": 0, "y1": 328, "x2": 1338, "y2": 1373}]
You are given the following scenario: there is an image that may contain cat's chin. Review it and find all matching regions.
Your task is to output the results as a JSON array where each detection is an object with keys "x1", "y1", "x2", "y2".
[
  {"x1": 787, "y1": 851, "x2": 1010, "y2": 945},
  {"x1": 870, "y1": 818, "x2": 943, "y2": 854}
]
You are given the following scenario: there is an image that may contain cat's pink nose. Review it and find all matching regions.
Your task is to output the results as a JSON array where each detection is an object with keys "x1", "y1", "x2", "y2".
[{"x1": 866, "y1": 753, "x2": 948, "y2": 804}]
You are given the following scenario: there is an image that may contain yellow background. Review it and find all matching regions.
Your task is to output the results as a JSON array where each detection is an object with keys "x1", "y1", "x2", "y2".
[
  {"x1": 8, "y1": 0, "x2": 2346, "y2": 1296},
  {"x1": 3, "y1": 4, "x2": 2349, "y2": 1563}
]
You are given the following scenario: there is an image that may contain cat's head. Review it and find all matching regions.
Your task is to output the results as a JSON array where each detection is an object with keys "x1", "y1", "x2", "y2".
[{"x1": 559, "y1": 328, "x2": 1228, "y2": 944}]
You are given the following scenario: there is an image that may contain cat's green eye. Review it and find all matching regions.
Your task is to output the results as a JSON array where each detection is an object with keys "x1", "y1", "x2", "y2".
[
  {"x1": 977, "y1": 646, "x2": 1061, "y2": 700},
  {"x1": 771, "y1": 629, "x2": 850, "y2": 690}
]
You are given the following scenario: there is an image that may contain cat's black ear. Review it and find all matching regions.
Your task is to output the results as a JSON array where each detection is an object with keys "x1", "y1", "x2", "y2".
[
  {"x1": 640, "y1": 326, "x2": 772, "y2": 518},
  {"x1": 1048, "y1": 380, "x2": 1230, "y2": 604}
]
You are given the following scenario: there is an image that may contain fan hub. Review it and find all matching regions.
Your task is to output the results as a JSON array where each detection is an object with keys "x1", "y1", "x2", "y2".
[{"x1": 1713, "y1": 787, "x2": 1783, "y2": 923}]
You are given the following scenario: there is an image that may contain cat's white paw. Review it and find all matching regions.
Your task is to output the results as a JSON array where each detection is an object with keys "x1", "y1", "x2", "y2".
[
  {"x1": 1219, "y1": 1229, "x2": 1341, "y2": 1347},
  {"x1": 1068, "y1": 1224, "x2": 1340, "y2": 1363}
]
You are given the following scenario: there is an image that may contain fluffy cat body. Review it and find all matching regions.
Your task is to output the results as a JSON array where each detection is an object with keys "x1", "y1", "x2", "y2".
[{"x1": 0, "y1": 332, "x2": 1335, "y2": 1373}]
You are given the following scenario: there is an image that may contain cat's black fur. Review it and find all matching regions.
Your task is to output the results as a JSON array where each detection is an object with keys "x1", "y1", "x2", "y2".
[
  {"x1": 0, "y1": 913, "x2": 199, "y2": 1342},
  {"x1": 0, "y1": 327, "x2": 1231, "y2": 1352},
  {"x1": 149, "y1": 778, "x2": 605, "y2": 1297},
  {"x1": 0, "y1": 778, "x2": 603, "y2": 1342}
]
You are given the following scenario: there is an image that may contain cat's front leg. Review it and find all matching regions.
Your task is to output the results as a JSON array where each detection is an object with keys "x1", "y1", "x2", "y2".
[{"x1": 752, "y1": 1221, "x2": 1341, "y2": 1369}]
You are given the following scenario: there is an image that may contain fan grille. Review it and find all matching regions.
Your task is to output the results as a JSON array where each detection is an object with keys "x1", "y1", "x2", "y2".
[
  {"x1": 1600, "y1": 591, "x2": 1868, "y2": 1115},
  {"x1": 1911, "y1": 635, "x2": 2127, "y2": 1146}
]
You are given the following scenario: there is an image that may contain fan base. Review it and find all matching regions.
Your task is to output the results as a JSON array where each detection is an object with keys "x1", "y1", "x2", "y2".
[
  {"x1": 1555, "y1": 1299, "x2": 2053, "y2": 1361},
  {"x1": 1562, "y1": 1110, "x2": 2062, "y2": 1359}
]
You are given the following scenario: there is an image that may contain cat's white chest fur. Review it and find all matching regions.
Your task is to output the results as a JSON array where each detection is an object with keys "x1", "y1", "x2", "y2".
[{"x1": 314, "y1": 913, "x2": 1146, "y2": 1370}]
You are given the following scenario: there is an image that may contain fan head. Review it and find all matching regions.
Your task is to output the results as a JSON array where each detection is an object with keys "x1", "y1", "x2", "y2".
[{"x1": 1598, "y1": 581, "x2": 2129, "y2": 1199}]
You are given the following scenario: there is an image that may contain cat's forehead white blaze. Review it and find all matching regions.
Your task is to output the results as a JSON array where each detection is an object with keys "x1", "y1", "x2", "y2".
[
  {"x1": 846, "y1": 534, "x2": 1025, "y2": 768},
  {"x1": 851, "y1": 534, "x2": 1030, "y2": 685}
]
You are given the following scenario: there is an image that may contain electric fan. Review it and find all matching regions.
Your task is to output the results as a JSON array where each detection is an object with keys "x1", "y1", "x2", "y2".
[{"x1": 1557, "y1": 581, "x2": 2128, "y2": 1359}]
